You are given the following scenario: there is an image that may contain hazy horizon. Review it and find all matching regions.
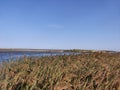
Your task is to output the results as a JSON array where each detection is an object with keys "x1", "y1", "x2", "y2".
[
  {"x1": 0, "y1": 0, "x2": 120, "y2": 51},
  {"x1": 0, "y1": 48, "x2": 119, "y2": 52}
]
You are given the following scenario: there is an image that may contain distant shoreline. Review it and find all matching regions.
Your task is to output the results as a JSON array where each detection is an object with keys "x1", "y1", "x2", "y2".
[
  {"x1": 0, "y1": 48, "x2": 64, "y2": 52},
  {"x1": 0, "y1": 48, "x2": 119, "y2": 53}
]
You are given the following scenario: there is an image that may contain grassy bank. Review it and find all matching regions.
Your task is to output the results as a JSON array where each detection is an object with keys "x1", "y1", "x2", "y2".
[{"x1": 0, "y1": 52, "x2": 120, "y2": 90}]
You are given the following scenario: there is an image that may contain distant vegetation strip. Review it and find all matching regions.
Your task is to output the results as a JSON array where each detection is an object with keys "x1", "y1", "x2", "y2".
[
  {"x1": 0, "y1": 49, "x2": 64, "y2": 52},
  {"x1": 0, "y1": 48, "x2": 118, "y2": 53},
  {"x1": 0, "y1": 52, "x2": 120, "y2": 90}
]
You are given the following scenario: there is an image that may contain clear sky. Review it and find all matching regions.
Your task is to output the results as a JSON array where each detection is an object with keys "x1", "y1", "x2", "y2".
[{"x1": 0, "y1": 0, "x2": 120, "y2": 50}]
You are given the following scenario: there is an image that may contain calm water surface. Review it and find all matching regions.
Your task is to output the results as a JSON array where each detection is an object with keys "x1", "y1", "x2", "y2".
[{"x1": 0, "y1": 51, "x2": 79, "y2": 62}]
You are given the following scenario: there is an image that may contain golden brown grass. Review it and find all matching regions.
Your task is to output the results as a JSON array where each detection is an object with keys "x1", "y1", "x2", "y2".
[{"x1": 0, "y1": 52, "x2": 120, "y2": 90}]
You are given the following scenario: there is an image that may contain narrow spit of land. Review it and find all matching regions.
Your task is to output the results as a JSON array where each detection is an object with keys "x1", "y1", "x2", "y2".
[
  {"x1": 0, "y1": 48, "x2": 117, "y2": 53},
  {"x1": 0, "y1": 48, "x2": 64, "y2": 52},
  {"x1": 0, "y1": 51, "x2": 120, "y2": 90}
]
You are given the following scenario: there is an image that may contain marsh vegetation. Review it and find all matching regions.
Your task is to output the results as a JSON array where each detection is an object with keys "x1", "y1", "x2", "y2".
[{"x1": 0, "y1": 52, "x2": 120, "y2": 90}]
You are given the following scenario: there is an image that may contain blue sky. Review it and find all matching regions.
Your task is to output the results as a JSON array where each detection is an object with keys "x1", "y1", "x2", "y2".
[{"x1": 0, "y1": 0, "x2": 120, "y2": 50}]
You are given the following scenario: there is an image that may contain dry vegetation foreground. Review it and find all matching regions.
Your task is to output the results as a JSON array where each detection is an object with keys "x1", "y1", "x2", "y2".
[{"x1": 0, "y1": 52, "x2": 120, "y2": 90}]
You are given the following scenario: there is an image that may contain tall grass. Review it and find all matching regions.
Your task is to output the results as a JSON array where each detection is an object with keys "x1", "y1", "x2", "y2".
[{"x1": 0, "y1": 52, "x2": 120, "y2": 90}]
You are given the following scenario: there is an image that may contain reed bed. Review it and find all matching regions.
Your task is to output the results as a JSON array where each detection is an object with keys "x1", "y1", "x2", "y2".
[{"x1": 0, "y1": 52, "x2": 120, "y2": 90}]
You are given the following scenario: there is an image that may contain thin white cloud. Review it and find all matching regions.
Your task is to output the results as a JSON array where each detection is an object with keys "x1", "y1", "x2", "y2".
[{"x1": 48, "y1": 24, "x2": 64, "y2": 29}]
